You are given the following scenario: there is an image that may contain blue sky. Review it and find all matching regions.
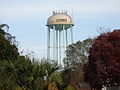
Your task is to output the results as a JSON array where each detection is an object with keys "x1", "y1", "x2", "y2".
[{"x1": 0, "y1": 0, "x2": 120, "y2": 59}]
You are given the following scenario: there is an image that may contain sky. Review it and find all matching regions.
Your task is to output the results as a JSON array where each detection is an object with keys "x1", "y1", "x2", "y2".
[{"x1": 0, "y1": 0, "x2": 120, "y2": 59}]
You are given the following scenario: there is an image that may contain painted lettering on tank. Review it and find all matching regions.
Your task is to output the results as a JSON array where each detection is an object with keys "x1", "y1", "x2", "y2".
[{"x1": 56, "y1": 19, "x2": 67, "y2": 22}]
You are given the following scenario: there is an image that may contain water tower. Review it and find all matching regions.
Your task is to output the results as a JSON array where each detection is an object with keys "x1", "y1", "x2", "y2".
[{"x1": 46, "y1": 10, "x2": 74, "y2": 65}]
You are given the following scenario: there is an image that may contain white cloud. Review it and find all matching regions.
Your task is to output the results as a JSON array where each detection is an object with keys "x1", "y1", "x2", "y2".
[
  {"x1": 19, "y1": 45, "x2": 46, "y2": 51},
  {"x1": 18, "y1": 45, "x2": 47, "y2": 59},
  {"x1": 0, "y1": 0, "x2": 120, "y2": 20}
]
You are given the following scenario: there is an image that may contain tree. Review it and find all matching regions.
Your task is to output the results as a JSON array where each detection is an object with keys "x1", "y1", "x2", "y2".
[
  {"x1": 0, "y1": 24, "x2": 20, "y2": 89},
  {"x1": 0, "y1": 24, "x2": 63, "y2": 90},
  {"x1": 62, "y1": 38, "x2": 93, "y2": 89},
  {"x1": 0, "y1": 24, "x2": 19, "y2": 61},
  {"x1": 41, "y1": 59, "x2": 63, "y2": 90},
  {"x1": 64, "y1": 38, "x2": 93, "y2": 68},
  {"x1": 84, "y1": 30, "x2": 120, "y2": 89}
]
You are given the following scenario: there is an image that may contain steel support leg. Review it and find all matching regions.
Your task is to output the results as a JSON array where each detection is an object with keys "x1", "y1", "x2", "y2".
[
  {"x1": 56, "y1": 30, "x2": 58, "y2": 64},
  {"x1": 65, "y1": 29, "x2": 68, "y2": 48},
  {"x1": 59, "y1": 30, "x2": 61, "y2": 65},
  {"x1": 70, "y1": 25, "x2": 73, "y2": 43},
  {"x1": 53, "y1": 25, "x2": 55, "y2": 60},
  {"x1": 47, "y1": 27, "x2": 50, "y2": 60}
]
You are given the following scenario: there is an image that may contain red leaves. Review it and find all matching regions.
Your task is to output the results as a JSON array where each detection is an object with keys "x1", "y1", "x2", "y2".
[{"x1": 84, "y1": 30, "x2": 120, "y2": 88}]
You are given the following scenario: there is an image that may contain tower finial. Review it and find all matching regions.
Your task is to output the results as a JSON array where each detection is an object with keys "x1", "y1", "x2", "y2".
[{"x1": 53, "y1": 11, "x2": 55, "y2": 15}]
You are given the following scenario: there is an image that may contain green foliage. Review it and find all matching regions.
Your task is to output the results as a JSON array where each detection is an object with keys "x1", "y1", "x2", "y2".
[
  {"x1": 0, "y1": 24, "x2": 19, "y2": 61},
  {"x1": 62, "y1": 38, "x2": 93, "y2": 89},
  {"x1": 41, "y1": 60, "x2": 63, "y2": 89},
  {"x1": 64, "y1": 38, "x2": 93, "y2": 68},
  {"x1": 0, "y1": 24, "x2": 92, "y2": 90},
  {"x1": 0, "y1": 24, "x2": 62, "y2": 90}
]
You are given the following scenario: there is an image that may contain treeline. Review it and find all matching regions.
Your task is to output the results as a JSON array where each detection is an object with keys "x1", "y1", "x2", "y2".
[
  {"x1": 0, "y1": 24, "x2": 120, "y2": 90},
  {"x1": 0, "y1": 24, "x2": 63, "y2": 90},
  {"x1": 0, "y1": 24, "x2": 92, "y2": 90}
]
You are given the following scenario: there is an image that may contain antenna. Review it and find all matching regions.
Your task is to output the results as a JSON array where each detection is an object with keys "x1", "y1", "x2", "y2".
[{"x1": 71, "y1": 7, "x2": 73, "y2": 19}]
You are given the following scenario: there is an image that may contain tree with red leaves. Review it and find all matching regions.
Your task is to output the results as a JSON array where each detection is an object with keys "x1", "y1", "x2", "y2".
[{"x1": 84, "y1": 30, "x2": 120, "y2": 90}]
